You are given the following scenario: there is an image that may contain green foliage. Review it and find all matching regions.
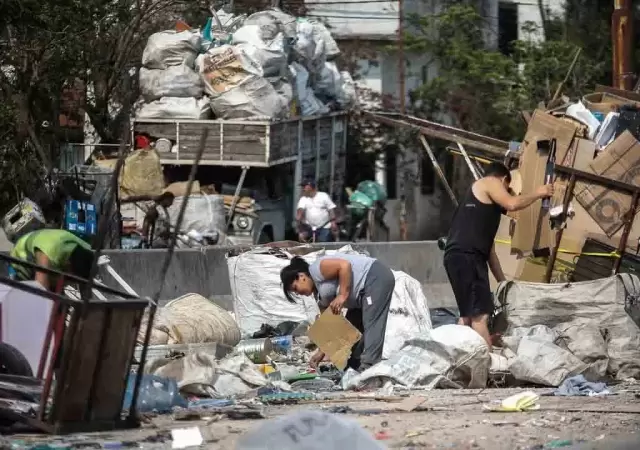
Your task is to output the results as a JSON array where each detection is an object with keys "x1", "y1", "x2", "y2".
[{"x1": 406, "y1": 4, "x2": 610, "y2": 141}]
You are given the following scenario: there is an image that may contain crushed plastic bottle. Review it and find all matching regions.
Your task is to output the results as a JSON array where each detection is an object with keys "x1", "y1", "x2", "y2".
[{"x1": 122, "y1": 374, "x2": 188, "y2": 414}]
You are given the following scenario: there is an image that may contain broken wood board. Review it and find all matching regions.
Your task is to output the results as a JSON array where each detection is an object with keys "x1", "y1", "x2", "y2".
[
  {"x1": 574, "y1": 130, "x2": 640, "y2": 236},
  {"x1": 307, "y1": 309, "x2": 361, "y2": 371},
  {"x1": 511, "y1": 110, "x2": 578, "y2": 256}
]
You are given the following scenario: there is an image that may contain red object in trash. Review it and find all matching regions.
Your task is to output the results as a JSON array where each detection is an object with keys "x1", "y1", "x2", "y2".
[
  {"x1": 135, "y1": 134, "x2": 151, "y2": 150},
  {"x1": 374, "y1": 431, "x2": 390, "y2": 440}
]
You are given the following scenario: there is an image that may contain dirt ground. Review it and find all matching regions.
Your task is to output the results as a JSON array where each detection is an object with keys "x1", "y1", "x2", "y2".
[{"x1": 8, "y1": 387, "x2": 640, "y2": 449}]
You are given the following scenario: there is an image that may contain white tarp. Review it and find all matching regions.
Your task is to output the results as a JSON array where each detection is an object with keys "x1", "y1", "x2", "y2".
[
  {"x1": 496, "y1": 274, "x2": 640, "y2": 380},
  {"x1": 142, "y1": 30, "x2": 201, "y2": 70},
  {"x1": 139, "y1": 65, "x2": 204, "y2": 101},
  {"x1": 343, "y1": 325, "x2": 490, "y2": 390},
  {"x1": 226, "y1": 246, "x2": 432, "y2": 358}
]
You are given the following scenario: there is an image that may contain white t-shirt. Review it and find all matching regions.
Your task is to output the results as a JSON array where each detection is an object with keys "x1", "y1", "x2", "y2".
[{"x1": 297, "y1": 191, "x2": 336, "y2": 229}]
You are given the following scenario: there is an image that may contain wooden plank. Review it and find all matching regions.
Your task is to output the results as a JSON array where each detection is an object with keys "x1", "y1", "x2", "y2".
[
  {"x1": 595, "y1": 84, "x2": 640, "y2": 103},
  {"x1": 53, "y1": 307, "x2": 106, "y2": 424},
  {"x1": 90, "y1": 308, "x2": 141, "y2": 422}
]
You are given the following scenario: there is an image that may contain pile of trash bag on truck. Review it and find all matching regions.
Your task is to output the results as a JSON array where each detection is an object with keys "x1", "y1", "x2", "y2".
[{"x1": 136, "y1": 7, "x2": 357, "y2": 120}]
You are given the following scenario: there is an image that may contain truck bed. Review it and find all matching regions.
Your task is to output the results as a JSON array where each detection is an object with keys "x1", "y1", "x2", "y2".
[{"x1": 132, "y1": 112, "x2": 348, "y2": 199}]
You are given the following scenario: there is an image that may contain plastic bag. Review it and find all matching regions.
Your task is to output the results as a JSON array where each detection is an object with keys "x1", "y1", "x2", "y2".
[
  {"x1": 139, "y1": 65, "x2": 203, "y2": 101},
  {"x1": 142, "y1": 30, "x2": 201, "y2": 70},
  {"x1": 338, "y1": 71, "x2": 357, "y2": 108},
  {"x1": 245, "y1": 9, "x2": 298, "y2": 40},
  {"x1": 122, "y1": 374, "x2": 188, "y2": 413},
  {"x1": 119, "y1": 149, "x2": 164, "y2": 198},
  {"x1": 135, "y1": 97, "x2": 211, "y2": 120},
  {"x1": 290, "y1": 62, "x2": 328, "y2": 116},
  {"x1": 349, "y1": 190, "x2": 374, "y2": 209},
  {"x1": 237, "y1": 410, "x2": 386, "y2": 450},
  {"x1": 233, "y1": 25, "x2": 288, "y2": 78},
  {"x1": 357, "y1": 180, "x2": 387, "y2": 203},
  {"x1": 167, "y1": 195, "x2": 227, "y2": 242},
  {"x1": 315, "y1": 62, "x2": 342, "y2": 100},
  {"x1": 209, "y1": 75, "x2": 290, "y2": 119},
  {"x1": 312, "y1": 22, "x2": 340, "y2": 59},
  {"x1": 196, "y1": 45, "x2": 263, "y2": 98}
]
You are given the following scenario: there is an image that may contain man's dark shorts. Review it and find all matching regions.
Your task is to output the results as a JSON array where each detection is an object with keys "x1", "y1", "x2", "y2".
[{"x1": 443, "y1": 251, "x2": 494, "y2": 318}]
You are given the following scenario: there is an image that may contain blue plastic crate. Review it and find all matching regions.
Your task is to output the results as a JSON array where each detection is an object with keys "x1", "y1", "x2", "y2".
[{"x1": 65, "y1": 200, "x2": 98, "y2": 236}]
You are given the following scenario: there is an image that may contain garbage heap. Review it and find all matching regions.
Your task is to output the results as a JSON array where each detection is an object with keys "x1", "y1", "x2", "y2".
[
  {"x1": 493, "y1": 89, "x2": 640, "y2": 285},
  {"x1": 135, "y1": 8, "x2": 357, "y2": 121}
]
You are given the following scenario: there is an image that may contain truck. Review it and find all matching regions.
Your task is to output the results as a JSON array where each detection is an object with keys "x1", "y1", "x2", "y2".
[{"x1": 131, "y1": 112, "x2": 348, "y2": 246}]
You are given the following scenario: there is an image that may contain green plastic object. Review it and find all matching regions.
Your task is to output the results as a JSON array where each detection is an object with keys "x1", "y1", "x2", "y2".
[
  {"x1": 357, "y1": 180, "x2": 387, "y2": 203},
  {"x1": 287, "y1": 372, "x2": 318, "y2": 382},
  {"x1": 349, "y1": 191, "x2": 374, "y2": 209}
]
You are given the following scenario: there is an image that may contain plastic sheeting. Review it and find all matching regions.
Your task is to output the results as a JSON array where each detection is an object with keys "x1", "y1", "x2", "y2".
[
  {"x1": 342, "y1": 325, "x2": 491, "y2": 390},
  {"x1": 139, "y1": 65, "x2": 204, "y2": 101},
  {"x1": 496, "y1": 274, "x2": 640, "y2": 380},
  {"x1": 226, "y1": 246, "x2": 433, "y2": 358},
  {"x1": 142, "y1": 30, "x2": 201, "y2": 70},
  {"x1": 135, "y1": 97, "x2": 211, "y2": 119},
  {"x1": 290, "y1": 62, "x2": 328, "y2": 116},
  {"x1": 167, "y1": 194, "x2": 226, "y2": 239},
  {"x1": 138, "y1": 293, "x2": 241, "y2": 347}
]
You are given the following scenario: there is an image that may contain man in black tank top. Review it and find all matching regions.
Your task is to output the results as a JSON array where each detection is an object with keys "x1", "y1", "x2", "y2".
[{"x1": 444, "y1": 162, "x2": 554, "y2": 350}]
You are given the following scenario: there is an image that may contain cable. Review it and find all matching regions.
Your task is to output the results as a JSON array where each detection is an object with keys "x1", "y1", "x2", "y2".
[{"x1": 304, "y1": 14, "x2": 398, "y2": 19}]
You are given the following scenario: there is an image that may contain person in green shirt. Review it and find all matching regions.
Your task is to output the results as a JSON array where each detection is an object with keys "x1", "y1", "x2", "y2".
[{"x1": 10, "y1": 229, "x2": 94, "y2": 291}]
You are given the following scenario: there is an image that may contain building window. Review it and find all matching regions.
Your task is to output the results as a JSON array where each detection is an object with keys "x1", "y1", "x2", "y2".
[
  {"x1": 498, "y1": 2, "x2": 518, "y2": 55},
  {"x1": 420, "y1": 155, "x2": 436, "y2": 196},
  {"x1": 421, "y1": 65, "x2": 428, "y2": 85},
  {"x1": 385, "y1": 149, "x2": 397, "y2": 199}
]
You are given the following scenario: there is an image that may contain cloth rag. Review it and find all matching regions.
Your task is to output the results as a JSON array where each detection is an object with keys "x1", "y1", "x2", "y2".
[{"x1": 554, "y1": 375, "x2": 609, "y2": 397}]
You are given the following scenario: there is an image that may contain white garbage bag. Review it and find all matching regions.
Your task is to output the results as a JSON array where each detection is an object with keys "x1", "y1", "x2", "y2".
[
  {"x1": 168, "y1": 194, "x2": 226, "y2": 240},
  {"x1": 290, "y1": 62, "x2": 328, "y2": 116},
  {"x1": 237, "y1": 410, "x2": 386, "y2": 450},
  {"x1": 135, "y1": 97, "x2": 211, "y2": 119},
  {"x1": 244, "y1": 9, "x2": 298, "y2": 40},
  {"x1": 383, "y1": 271, "x2": 433, "y2": 359},
  {"x1": 315, "y1": 62, "x2": 342, "y2": 99},
  {"x1": 554, "y1": 322, "x2": 609, "y2": 380},
  {"x1": 196, "y1": 45, "x2": 263, "y2": 98},
  {"x1": 139, "y1": 65, "x2": 203, "y2": 101},
  {"x1": 344, "y1": 325, "x2": 490, "y2": 390},
  {"x1": 294, "y1": 20, "x2": 323, "y2": 74},
  {"x1": 338, "y1": 71, "x2": 357, "y2": 108},
  {"x1": 497, "y1": 274, "x2": 640, "y2": 380},
  {"x1": 508, "y1": 337, "x2": 588, "y2": 387},
  {"x1": 233, "y1": 25, "x2": 288, "y2": 78},
  {"x1": 138, "y1": 293, "x2": 241, "y2": 346},
  {"x1": 209, "y1": 75, "x2": 290, "y2": 119},
  {"x1": 313, "y1": 22, "x2": 340, "y2": 60},
  {"x1": 142, "y1": 30, "x2": 201, "y2": 70}
]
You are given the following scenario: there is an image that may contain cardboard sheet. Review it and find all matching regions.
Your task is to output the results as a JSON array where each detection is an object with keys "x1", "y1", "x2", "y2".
[
  {"x1": 307, "y1": 309, "x2": 362, "y2": 371},
  {"x1": 571, "y1": 138, "x2": 597, "y2": 171},
  {"x1": 511, "y1": 110, "x2": 578, "y2": 256},
  {"x1": 574, "y1": 131, "x2": 640, "y2": 236}
]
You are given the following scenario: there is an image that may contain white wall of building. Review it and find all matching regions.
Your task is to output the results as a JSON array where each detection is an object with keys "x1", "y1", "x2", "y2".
[{"x1": 499, "y1": 0, "x2": 565, "y2": 41}]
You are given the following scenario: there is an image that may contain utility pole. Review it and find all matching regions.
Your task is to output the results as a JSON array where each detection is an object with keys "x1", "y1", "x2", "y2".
[
  {"x1": 398, "y1": 0, "x2": 406, "y2": 113},
  {"x1": 612, "y1": 0, "x2": 634, "y2": 90}
]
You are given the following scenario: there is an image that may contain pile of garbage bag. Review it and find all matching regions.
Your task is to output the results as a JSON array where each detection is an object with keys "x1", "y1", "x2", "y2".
[{"x1": 136, "y1": 7, "x2": 357, "y2": 120}]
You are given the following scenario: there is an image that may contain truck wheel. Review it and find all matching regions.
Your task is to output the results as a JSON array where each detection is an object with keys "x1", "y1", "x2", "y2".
[{"x1": 0, "y1": 343, "x2": 33, "y2": 377}]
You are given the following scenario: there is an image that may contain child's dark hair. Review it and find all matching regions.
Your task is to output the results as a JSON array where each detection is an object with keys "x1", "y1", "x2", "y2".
[{"x1": 280, "y1": 256, "x2": 311, "y2": 303}]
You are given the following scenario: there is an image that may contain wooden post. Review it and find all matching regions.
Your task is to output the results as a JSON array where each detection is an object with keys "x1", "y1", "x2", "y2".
[
  {"x1": 545, "y1": 174, "x2": 577, "y2": 283},
  {"x1": 612, "y1": 0, "x2": 634, "y2": 90}
]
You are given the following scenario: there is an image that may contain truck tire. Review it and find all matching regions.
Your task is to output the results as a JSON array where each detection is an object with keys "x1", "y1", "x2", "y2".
[{"x1": 0, "y1": 343, "x2": 33, "y2": 377}]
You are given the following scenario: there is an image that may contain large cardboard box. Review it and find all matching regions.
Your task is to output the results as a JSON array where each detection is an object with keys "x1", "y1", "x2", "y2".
[
  {"x1": 511, "y1": 110, "x2": 578, "y2": 256},
  {"x1": 574, "y1": 131, "x2": 640, "y2": 236}
]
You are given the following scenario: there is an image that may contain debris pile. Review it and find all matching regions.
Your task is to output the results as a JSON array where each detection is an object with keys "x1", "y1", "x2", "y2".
[{"x1": 135, "y1": 8, "x2": 357, "y2": 121}]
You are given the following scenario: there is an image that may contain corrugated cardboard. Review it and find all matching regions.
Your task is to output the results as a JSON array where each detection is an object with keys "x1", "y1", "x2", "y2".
[
  {"x1": 572, "y1": 139, "x2": 597, "y2": 171},
  {"x1": 511, "y1": 110, "x2": 578, "y2": 256},
  {"x1": 574, "y1": 131, "x2": 640, "y2": 236},
  {"x1": 307, "y1": 310, "x2": 362, "y2": 371}
]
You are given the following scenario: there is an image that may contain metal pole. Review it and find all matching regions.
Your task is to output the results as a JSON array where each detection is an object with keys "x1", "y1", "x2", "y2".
[
  {"x1": 612, "y1": 0, "x2": 634, "y2": 90},
  {"x1": 398, "y1": 0, "x2": 406, "y2": 113},
  {"x1": 456, "y1": 142, "x2": 481, "y2": 180},
  {"x1": 545, "y1": 174, "x2": 576, "y2": 283}
]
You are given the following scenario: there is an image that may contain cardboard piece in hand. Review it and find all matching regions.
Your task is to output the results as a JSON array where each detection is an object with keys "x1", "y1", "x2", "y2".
[{"x1": 307, "y1": 309, "x2": 362, "y2": 370}]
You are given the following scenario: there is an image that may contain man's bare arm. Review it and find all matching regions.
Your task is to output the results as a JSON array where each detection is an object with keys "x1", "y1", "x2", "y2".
[
  {"x1": 142, "y1": 209, "x2": 158, "y2": 239},
  {"x1": 34, "y1": 251, "x2": 52, "y2": 290},
  {"x1": 485, "y1": 178, "x2": 553, "y2": 212}
]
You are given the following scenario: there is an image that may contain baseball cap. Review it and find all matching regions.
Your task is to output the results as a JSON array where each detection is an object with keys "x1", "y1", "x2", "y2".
[{"x1": 300, "y1": 178, "x2": 316, "y2": 188}]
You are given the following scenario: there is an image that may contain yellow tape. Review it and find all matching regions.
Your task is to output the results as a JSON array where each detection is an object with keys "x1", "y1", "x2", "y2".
[{"x1": 494, "y1": 238, "x2": 620, "y2": 259}]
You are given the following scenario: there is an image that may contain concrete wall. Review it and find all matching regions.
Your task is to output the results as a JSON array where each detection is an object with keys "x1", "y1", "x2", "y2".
[{"x1": 99, "y1": 241, "x2": 455, "y2": 310}]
